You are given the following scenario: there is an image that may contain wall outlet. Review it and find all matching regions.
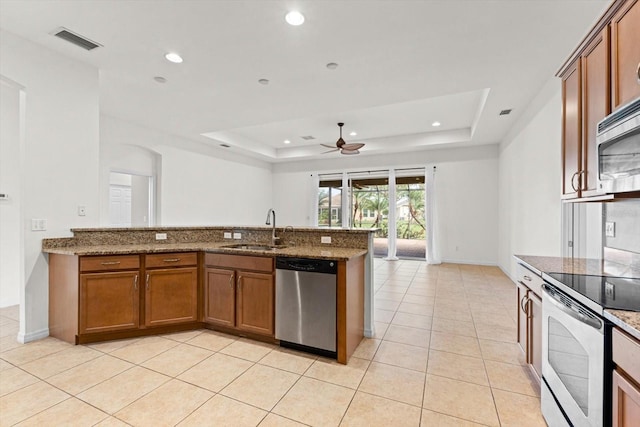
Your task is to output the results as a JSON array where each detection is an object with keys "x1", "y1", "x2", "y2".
[
  {"x1": 321, "y1": 236, "x2": 332, "y2": 244},
  {"x1": 233, "y1": 232, "x2": 242, "y2": 240},
  {"x1": 224, "y1": 232, "x2": 232, "y2": 239},
  {"x1": 605, "y1": 222, "x2": 615, "y2": 237},
  {"x1": 31, "y1": 219, "x2": 47, "y2": 231},
  {"x1": 155, "y1": 233, "x2": 167, "y2": 240},
  {"x1": 77, "y1": 206, "x2": 86, "y2": 216}
]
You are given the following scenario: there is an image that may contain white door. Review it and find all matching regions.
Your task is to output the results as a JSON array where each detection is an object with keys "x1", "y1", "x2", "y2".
[{"x1": 109, "y1": 185, "x2": 132, "y2": 227}]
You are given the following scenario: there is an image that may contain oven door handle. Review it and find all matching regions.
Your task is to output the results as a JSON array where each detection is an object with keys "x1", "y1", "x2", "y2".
[{"x1": 542, "y1": 284, "x2": 603, "y2": 330}]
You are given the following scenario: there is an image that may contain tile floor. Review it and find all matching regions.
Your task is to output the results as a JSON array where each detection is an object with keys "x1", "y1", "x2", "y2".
[{"x1": 0, "y1": 259, "x2": 546, "y2": 426}]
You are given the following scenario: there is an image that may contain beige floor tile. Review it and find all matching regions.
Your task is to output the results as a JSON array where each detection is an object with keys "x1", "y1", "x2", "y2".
[
  {"x1": 178, "y1": 394, "x2": 267, "y2": 427},
  {"x1": 0, "y1": 337, "x2": 70, "y2": 365},
  {"x1": 427, "y1": 350, "x2": 488, "y2": 386},
  {"x1": 493, "y1": 389, "x2": 547, "y2": 427},
  {"x1": 47, "y1": 354, "x2": 133, "y2": 395},
  {"x1": 429, "y1": 331, "x2": 481, "y2": 358},
  {"x1": 375, "y1": 291, "x2": 405, "y2": 302},
  {"x1": 259, "y1": 347, "x2": 316, "y2": 374},
  {"x1": 0, "y1": 367, "x2": 39, "y2": 397},
  {"x1": 272, "y1": 377, "x2": 355, "y2": 427},
  {"x1": 485, "y1": 360, "x2": 540, "y2": 396},
  {"x1": 178, "y1": 353, "x2": 252, "y2": 392},
  {"x1": 391, "y1": 312, "x2": 432, "y2": 329},
  {"x1": 304, "y1": 356, "x2": 369, "y2": 389},
  {"x1": 373, "y1": 340, "x2": 428, "y2": 372},
  {"x1": 109, "y1": 336, "x2": 179, "y2": 364},
  {"x1": 221, "y1": 364, "x2": 299, "y2": 410},
  {"x1": 115, "y1": 379, "x2": 212, "y2": 427},
  {"x1": 160, "y1": 329, "x2": 203, "y2": 342},
  {"x1": 0, "y1": 381, "x2": 69, "y2": 426},
  {"x1": 20, "y1": 345, "x2": 102, "y2": 379},
  {"x1": 478, "y1": 339, "x2": 526, "y2": 365},
  {"x1": 351, "y1": 338, "x2": 381, "y2": 360},
  {"x1": 383, "y1": 324, "x2": 430, "y2": 348},
  {"x1": 341, "y1": 391, "x2": 422, "y2": 427},
  {"x1": 423, "y1": 375, "x2": 498, "y2": 426},
  {"x1": 431, "y1": 317, "x2": 477, "y2": 337},
  {"x1": 15, "y1": 397, "x2": 108, "y2": 427},
  {"x1": 374, "y1": 308, "x2": 395, "y2": 323},
  {"x1": 185, "y1": 329, "x2": 236, "y2": 351},
  {"x1": 258, "y1": 413, "x2": 306, "y2": 426},
  {"x1": 358, "y1": 361, "x2": 425, "y2": 406},
  {"x1": 420, "y1": 409, "x2": 486, "y2": 426},
  {"x1": 77, "y1": 366, "x2": 170, "y2": 414},
  {"x1": 219, "y1": 338, "x2": 275, "y2": 362},
  {"x1": 141, "y1": 343, "x2": 213, "y2": 377},
  {"x1": 375, "y1": 299, "x2": 401, "y2": 311},
  {"x1": 88, "y1": 337, "x2": 141, "y2": 353}
]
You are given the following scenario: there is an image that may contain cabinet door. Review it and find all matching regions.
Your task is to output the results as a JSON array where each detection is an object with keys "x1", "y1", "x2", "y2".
[
  {"x1": 611, "y1": 0, "x2": 640, "y2": 110},
  {"x1": 612, "y1": 369, "x2": 640, "y2": 427},
  {"x1": 516, "y1": 282, "x2": 529, "y2": 357},
  {"x1": 529, "y1": 291, "x2": 542, "y2": 380},
  {"x1": 236, "y1": 270, "x2": 274, "y2": 336},
  {"x1": 204, "y1": 267, "x2": 236, "y2": 327},
  {"x1": 145, "y1": 267, "x2": 198, "y2": 327},
  {"x1": 581, "y1": 27, "x2": 610, "y2": 196},
  {"x1": 562, "y1": 59, "x2": 582, "y2": 199},
  {"x1": 80, "y1": 271, "x2": 140, "y2": 334}
]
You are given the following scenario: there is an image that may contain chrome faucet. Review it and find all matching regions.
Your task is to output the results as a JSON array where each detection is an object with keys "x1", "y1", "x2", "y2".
[{"x1": 265, "y1": 208, "x2": 279, "y2": 246}]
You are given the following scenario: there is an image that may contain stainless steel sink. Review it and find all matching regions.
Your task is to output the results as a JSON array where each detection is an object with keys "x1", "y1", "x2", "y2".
[{"x1": 221, "y1": 244, "x2": 287, "y2": 251}]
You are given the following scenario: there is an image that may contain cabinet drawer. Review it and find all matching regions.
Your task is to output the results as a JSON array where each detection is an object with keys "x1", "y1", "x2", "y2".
[
  {"x1": 613, "y1": 327, "x2": 640, "y2": 382},
  {"x1": 80, "y1": 255, "x2": 140, "y2": 272},
  {"x1": 145, "y1": 252, "x2": 197, "y2": 268},
  {"x1": 517, "y1": 263, "x2": 543, "y2": 297},
  {"x1": 205, "y1": 253, "x2": 273, "y2": 272}
]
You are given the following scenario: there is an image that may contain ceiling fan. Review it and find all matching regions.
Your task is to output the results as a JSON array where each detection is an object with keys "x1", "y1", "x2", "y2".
[{"x1": 321, "y1": 123, "x2": 365, "y2": 155}]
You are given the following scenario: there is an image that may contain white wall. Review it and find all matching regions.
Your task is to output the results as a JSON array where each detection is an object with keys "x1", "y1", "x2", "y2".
[
  {"x1": 0, "y1": 30, "x2": 100, "y2": 341},
  {"x1": 498, "y1": 78, "x2": 563, "y2": 279},
  {"x1": 273, "y1": 144, "x2": 500, "y2": 265},
  {"x1": 0, "y1": 80, "x2": 22, "y2": 307}
]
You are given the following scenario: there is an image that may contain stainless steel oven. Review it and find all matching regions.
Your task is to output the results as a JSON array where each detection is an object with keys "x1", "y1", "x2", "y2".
[{"x1": 541, "y1": 283, "x2": 608, "y2": 427}]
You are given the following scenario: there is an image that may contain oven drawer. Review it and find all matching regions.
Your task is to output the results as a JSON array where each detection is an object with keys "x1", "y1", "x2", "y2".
[
  {"x1": 613, "y1": 327, "x2": 640, "y2": 382},
  {"x1": 517, "y1": 263, "x2": 543, "y2": 297}
]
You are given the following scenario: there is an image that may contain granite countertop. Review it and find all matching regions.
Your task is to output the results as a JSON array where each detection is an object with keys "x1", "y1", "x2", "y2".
[
  {"x1": 43, "y1": 241, "x2": 367, "y2": 261},
  {"x1": 514, "y1": 254, "x2": 640, "y2": 341}
]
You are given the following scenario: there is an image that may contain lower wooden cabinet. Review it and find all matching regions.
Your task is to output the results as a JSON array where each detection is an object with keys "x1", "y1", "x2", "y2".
[{"x1": 145, "y1": 267, "x2": 198, "y2": 327}]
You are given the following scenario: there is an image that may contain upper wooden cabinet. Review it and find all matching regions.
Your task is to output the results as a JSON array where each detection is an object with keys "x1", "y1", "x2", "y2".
[{"x1": 558, "y1": 0, "x2": 639, "y2": 200}]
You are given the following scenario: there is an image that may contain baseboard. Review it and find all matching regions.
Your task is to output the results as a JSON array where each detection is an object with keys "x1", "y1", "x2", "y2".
[{"x1": 17, "y1": 328, "x2": 49, "y2": 344}]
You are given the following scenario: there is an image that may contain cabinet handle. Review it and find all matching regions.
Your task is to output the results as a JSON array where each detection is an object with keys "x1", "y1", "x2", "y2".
[
  {"x1": 520, "y1": 295, "x2": 529, "y2": 314},
  {"x1": 163, "y1": 258, "x2": 180, "y2": 262},
  {"x1": 134, "y1": 275, "x2": 138, "y2": 290},
  {"x1": 101, "y1": 261, "x2": 121, "y2": 266},
  {"x1": 146, "y1": 273, "x2": 150, "y2": 291},
  {"x1": 523, "y1": 275, "x2": 532, "y2": 282}
]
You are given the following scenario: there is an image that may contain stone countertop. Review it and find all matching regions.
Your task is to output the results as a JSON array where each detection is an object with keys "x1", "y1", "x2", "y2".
[
  {"x1": 42, "y1": 241, "x2": 367, "y2": 261},
  {"x1": 514, "y1": 255, "x2": 640, "y2": 341}
]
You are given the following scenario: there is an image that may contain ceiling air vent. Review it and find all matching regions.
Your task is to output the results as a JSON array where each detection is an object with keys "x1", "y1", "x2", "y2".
[
  {"x1": 52, "y1": 27, "x2": 102, "y2": 51},
  {"x1": 300, "y1": 135, "x2": 315, "y2": 140},
  {"x1": 499, "y1": 109, "x2": 513, "y2": 116}
]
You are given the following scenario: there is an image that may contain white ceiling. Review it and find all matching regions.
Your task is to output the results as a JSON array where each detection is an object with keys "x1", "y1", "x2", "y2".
[{"x1": 0, "y1": 0, "x2": 609, "y2": 163}]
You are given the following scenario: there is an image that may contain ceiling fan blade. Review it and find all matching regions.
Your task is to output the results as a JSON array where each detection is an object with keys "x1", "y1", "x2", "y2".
[
  {"x1": 341, "y1": 149, "x2": 360, "y2": 155},
  {"x1": 320, "y1": 143, "x2": 338, "y2": 149},
  {"x1": 341, "y1": 143, "x2": 365, "y2": 150}
]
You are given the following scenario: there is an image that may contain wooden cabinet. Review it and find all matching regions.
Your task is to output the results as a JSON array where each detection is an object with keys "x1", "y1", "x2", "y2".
[
  {"x1": 612, "y1": 327, "x2": 640, "y2": 426},
  {"x1": 515, "y1": 263, "x2": 543, "y2": 381},
  {"x1": 611, "y1": 0, "x2": 640, "y2": 109},
  {"x1": 204, "y1": 253, "x2": 274, "y2": 337},
  {"x1": 144, "y1": 252, "x2": 198, "y2": 327},
  {"x1": 558, "y1": 0, "x2": 639, "y2": 200}
]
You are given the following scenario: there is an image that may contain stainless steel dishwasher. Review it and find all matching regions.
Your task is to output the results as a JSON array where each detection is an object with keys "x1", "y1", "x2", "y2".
[{"x1": 275, "y1": 257, "x2": 337, "y2": 357}]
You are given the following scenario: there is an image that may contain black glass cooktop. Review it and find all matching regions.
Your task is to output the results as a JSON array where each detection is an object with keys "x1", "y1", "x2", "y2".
[{"x1": 546, "y1": 273, "x2": 640, "y2": 312}]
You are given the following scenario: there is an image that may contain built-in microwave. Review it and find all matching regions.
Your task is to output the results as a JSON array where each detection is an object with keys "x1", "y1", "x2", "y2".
[{"x1": 596, "y1": 96, "x2": 640, "y2": 194}]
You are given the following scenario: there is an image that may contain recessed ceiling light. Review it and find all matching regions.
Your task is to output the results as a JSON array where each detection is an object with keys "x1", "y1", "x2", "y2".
[
  {"x1": 153, "y1": 76, "x2": 167, "y2": 83},
  {"x1": 165, "y1": 52, "x2": 183, "y2": 63},
  {"x1": 432, "y1": 121, "x2": 441, "y2": 127},
  {"x1": 326, "y1": 62, "x2": 338, "y2": 70},
  {"x1": 258, "y1": 78, "x2": 269, "y2": 85},
  {"x1": 284, "y1": 140, "x2": 291, "y2": 144},
  {"x1": 285, "y1": 11, "x2": 305, "y2": 26},
  {"x1": 349, "y1": 131, "x2": 357, "y2": 136}
]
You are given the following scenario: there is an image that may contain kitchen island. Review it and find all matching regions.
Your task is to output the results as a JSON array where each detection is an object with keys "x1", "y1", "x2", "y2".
[{"x1": 43, "y1": 226, "x2": 375, "y2": 364}]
